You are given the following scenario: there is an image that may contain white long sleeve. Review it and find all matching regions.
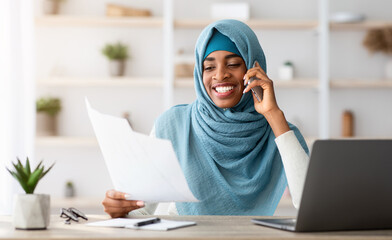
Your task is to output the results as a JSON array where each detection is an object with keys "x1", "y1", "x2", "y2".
[{"x1": 274, "y1": 130, "x2": 309, "y2": 209}]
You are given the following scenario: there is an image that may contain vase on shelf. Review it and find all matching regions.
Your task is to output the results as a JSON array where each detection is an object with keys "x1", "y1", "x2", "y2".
[
  {"x1": 42, "y1": 0, "x2": 62, "y2": 15},
  {"x1": 36, "y1": 112, "x2": 58, "y2": 136},
  {"x1": 64, "y1": 181, "x2": 75, "y2": 198},
  {"x1": 109, "y1": 60, "x2": 126, "y2": 77},
  {"x1": 278, "y1": 61, "x2": 294, "y2": 81}
]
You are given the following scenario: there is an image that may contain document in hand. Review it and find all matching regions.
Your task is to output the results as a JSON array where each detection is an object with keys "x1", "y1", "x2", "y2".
[
  {"x1": 86, "y1": 98, "x2": 198, "y2": 203},
  {"x1": 86, "y1": 218, "x2": 196, "y2": 231}
]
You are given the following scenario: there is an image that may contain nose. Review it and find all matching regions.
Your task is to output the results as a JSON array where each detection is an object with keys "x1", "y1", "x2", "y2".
[{"x1": 213, "y1": 65, "x2": 230, "y2": 81}]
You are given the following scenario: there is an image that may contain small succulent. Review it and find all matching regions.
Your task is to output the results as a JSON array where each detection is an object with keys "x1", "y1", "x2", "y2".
[
  {"x1": 6, "y1": 157, "x2": 54, "y2": 194},
  {"x1": 102, "y1": 42, "x2": 129, "y2": 60},
  {"x1": 36, "y1": 97, "x2": 61, "y2": 116}
]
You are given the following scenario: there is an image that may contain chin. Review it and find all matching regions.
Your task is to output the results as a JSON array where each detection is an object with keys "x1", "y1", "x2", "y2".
[{"x1": 214, "y1": 100, "x2": 239, "y2": 109}]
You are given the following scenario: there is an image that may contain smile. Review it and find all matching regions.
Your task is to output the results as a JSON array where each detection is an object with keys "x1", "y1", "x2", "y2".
[{"x1": 215, "y1": 86, "x2": 234, "y2": 93}]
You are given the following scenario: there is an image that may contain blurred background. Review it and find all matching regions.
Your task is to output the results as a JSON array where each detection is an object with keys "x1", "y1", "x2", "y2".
[{"x1": 1, "y1": 0, "x2": 392, "y2": 216}]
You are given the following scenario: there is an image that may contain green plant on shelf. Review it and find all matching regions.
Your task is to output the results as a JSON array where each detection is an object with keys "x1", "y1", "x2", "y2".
[
  {"x1": 101, "y1": 42, "x2": 130, "y2": 60},
  {"x1": 6, "y1": 157, "x2": 54, "y2": 194},
  {"x1": 36, "y1": 97, "x2": 61, "y2": 116}
]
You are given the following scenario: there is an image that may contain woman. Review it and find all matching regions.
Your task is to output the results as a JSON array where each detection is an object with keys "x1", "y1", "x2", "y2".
[{"x1": 102, "y1": 19, "x2": 309, "y2": 217}]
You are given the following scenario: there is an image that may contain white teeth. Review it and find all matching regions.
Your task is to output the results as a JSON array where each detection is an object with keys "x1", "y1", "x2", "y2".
[{"x1": 215, "y1": 86, "x2": 234, "y2": 93}]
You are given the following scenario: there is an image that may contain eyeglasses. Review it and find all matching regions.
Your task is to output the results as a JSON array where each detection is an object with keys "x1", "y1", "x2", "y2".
[{"x1": 60, "y1": 207, "x2": 88, "y2": 224}]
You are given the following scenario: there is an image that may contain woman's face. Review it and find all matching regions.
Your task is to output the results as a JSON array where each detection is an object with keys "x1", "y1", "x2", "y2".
[{"x1": 202, "y1": 50, "x2": 247, "y2": 109}]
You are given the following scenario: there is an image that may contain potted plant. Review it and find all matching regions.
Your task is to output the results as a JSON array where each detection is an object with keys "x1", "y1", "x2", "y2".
[
  {"x1": 278, "y1": 61, "x2": 294, "y2": 81},
  {"x1": 65, "y1": 181, "x2": 75, "y2": 198},
  {"x1": 36, "y1": 97, "x2": 61, "y2": 136},
  {"x1": 6, "y1": 157, "x2": 54, "y2": 229},
  {"x1": 363, "y1": 28, "x2": 392, "y2": 79},
  {"x1": 101, "y1": 42, "x2": 129, "y2": 76}
]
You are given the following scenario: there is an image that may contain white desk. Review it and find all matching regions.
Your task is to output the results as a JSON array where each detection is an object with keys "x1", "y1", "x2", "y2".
[{"x1": 1, "y1": 215, "x2": 392, "y2": 240}]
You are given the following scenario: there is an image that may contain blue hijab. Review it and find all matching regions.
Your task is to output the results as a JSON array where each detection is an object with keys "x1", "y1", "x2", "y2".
[{"x1": 155, "y1": 19, "x2": 308, "y2": 215}]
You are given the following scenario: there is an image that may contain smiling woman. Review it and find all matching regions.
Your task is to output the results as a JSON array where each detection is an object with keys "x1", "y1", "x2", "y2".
[{"x1": 102, "y1": 19, "x2": 310, "y2": 217}]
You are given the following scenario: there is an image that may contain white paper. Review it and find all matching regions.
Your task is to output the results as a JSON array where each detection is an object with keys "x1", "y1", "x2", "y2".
[
  {"x1": 86, "y1": 218, "x2": 196, "y2": 231},
  {"x1": 126, "y1": 219, "x2": 196, "y2": 231},
  {"x1": 86, "y1": 98, "x2": 198, "y2": 203},
  {"x1": 86, "y1": 218, "x2": 157, "y2": 227}
]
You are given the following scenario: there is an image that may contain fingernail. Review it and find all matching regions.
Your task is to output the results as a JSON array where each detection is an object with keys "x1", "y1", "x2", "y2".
[
  {"x1": 124, "y1": 194, "x2": 131, "y2": 199},
  {"x1": 243, "y1": 88, "x2": 247, "y2": 94},
  {"x1": 136, "y1": 201, "x2": 145, "y2": 207},
  {"x1": 108, "y1": 190, "x2": 115, "y2": 198}
]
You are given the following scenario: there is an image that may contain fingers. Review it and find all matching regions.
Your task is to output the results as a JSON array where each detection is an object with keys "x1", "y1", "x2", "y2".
[
  {"x1": 103, "y1": 206, "x2": 134, "y2": 218},
  {"x1": 106, "y1": 189, "x2": 128, "y2": 200},
  {"x1": 243, "y1": 64, "x2": 269, "y2": 87},
  {"x1": 243, "y1": 75, "x2": 272, "y2": 94},
  {"x1": 103, "y1": 190, "x2": 145, "y2": 218}
]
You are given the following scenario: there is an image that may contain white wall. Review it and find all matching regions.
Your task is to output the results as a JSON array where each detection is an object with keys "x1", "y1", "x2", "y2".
[{"x1": 34, "y1": 0, "x2": 392, "y2": 199}]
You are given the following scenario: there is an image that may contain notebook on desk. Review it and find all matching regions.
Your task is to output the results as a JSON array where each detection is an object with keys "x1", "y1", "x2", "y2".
[{"x1": 252, "y1": 139, "x2": 392, "y2": 232}]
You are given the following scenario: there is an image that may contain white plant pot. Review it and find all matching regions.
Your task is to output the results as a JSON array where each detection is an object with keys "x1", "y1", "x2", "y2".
[
  {"x1": 278, "y1": 65, "x2": 294, "y2": 81},
  {"x1": 36, "y1": 112, "x2": 57, "y2": 136},
  {"x1": 13, "y1": 194, "x2": 50, "y2": 230},
  {"x1": 109, "y1": 60, "x2": 126, "y2": 76},
  {"x1": 43, "y1": 0, "x2": 60, "y2": 15}
]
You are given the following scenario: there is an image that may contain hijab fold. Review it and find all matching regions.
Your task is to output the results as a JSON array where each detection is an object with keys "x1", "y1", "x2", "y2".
[{"x1": 155, "y1": 19, "x2": 308, "y2": 215}]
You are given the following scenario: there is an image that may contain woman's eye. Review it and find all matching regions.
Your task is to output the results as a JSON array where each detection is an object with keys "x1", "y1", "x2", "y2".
[
  {"x1": 204, "y1": 66, "x2": 214, "y2": 71},
  {"x1": 228, "y1": 63, "x2": 241, "y2": 68}
]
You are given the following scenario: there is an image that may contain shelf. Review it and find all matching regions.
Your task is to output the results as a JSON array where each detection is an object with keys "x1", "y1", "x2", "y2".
[
  {"x1": 35, "y1": 16, "x2": 392, "y2": 32},
  {"x1": 174, "y1": 78, "x2": 319, "y2": 88},
  {"x1": 274, "y1": 79, "x2": 319, "y2": 88},
  {"x1": 37, "y1": 77, "x2": 163, "y2": 87},
  {"x1": 330, "y1": 79, "x2": 392, "y2": 88},
  {"x1": 35, "y1": 15, "x2": 163, "y2": 28},
  {"x1": 36, "y1": 136, "x2": 97, "y2": 147},
  {"x1": 174, "y1": 19, "x2": 318, "y2": 30},
  {"x1": 330, "y1": 20, "x2": 392, "y2": 30}
]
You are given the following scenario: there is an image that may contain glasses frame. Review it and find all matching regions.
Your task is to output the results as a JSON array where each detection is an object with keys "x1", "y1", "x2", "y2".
[{"x1": 60, "y1": 207, "x2": 88, "y2": 224}]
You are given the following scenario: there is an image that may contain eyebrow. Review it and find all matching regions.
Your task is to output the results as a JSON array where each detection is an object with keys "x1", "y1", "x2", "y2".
[{"x1": 204, "y1": 54, "x2": 241, "y2": 62}]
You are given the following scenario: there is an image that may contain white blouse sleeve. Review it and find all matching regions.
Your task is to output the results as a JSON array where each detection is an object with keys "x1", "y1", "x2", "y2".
[{"x1": 275, "y1": 130, "x2": 309, "y2": 209}]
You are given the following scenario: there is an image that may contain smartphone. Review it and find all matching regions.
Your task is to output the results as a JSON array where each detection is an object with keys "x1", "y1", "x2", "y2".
[{"x1": 247, "y1": 61, "x2": 263, "y2": 102}]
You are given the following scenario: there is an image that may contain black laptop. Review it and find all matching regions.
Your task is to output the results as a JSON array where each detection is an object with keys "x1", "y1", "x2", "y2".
[{"x1": 252, "y1": 139, "x2": 392, "y2": 232}]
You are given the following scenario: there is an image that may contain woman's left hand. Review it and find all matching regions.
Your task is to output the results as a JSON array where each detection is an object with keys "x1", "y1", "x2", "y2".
[
  {"x1": 243, "y1": 61, "x2": 291, "y2": 137},
  {"x1": 243, "y1": 61, "x2": 280, "y2": 116}
]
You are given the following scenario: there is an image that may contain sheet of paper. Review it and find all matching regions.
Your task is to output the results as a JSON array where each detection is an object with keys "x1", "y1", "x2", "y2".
[
  {"x1": 86, "y1": 218, "x2": 196, "y2": 231},
  {"x1": 86, "y1": 98, "x2": 198, "y2": 203},
  {"x1": 86, "y1": 218, "x2": 157, "y2": 227},
  {"x1": 125, "y1": 219, "x2": 196, "y2": 231}
]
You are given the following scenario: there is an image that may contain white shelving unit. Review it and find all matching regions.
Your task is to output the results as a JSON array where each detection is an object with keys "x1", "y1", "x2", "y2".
[
  {"x1": 33, "y1": 0, "x2": 392, "y2": 201},
  {"x1": 35, "y1": 0, "x2": 392, "y2": 145}
]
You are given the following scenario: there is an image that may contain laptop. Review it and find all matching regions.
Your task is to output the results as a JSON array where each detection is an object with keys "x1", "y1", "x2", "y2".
[{"x1": 252, "y1": 139, "x2": 392, "y2": 232}]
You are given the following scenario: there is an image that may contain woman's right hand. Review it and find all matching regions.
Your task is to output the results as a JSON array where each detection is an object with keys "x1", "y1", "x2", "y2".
[{"x1": 102, "y1": 189, "x2": 145, "y2": 218}]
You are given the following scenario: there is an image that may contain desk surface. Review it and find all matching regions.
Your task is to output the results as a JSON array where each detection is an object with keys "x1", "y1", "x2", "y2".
[{"x1": 1, "y1": 215, "x2": 392, "y2": 240}]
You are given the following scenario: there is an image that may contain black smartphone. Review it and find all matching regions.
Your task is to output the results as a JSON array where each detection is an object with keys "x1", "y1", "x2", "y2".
[{"x1": 247, "y1": 61, "x2": 263, "y2": 102}]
